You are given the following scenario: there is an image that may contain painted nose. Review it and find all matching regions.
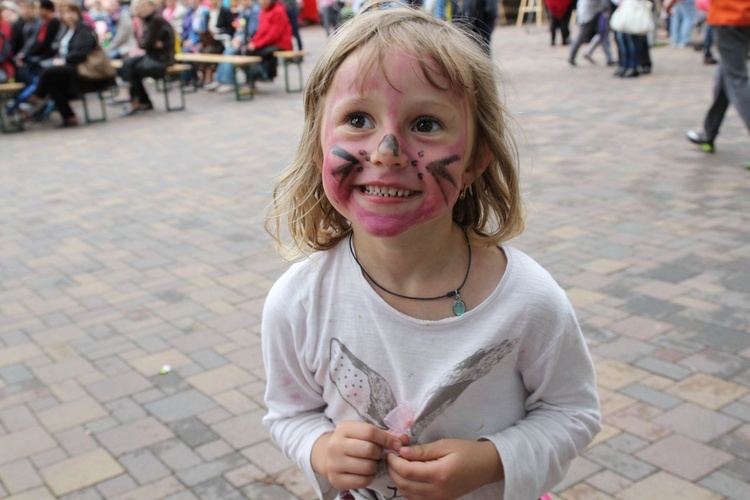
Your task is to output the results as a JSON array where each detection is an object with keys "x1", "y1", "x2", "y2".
[{"x1": 370, "y1": 134, "x2": 405, "y2": 168}]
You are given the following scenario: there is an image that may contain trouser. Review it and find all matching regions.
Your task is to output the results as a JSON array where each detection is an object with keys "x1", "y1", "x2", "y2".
[
  {"x1": 286, "y1": 7, "x2": 303, "y2": 50},
  {"x1": 120, "y1": 55, "x2": 167, "y2": 107},
  {"x1": 247, "y1": 45, "x2": 281, "y2": 80},
  {"x1": 615, "y1": 31, "x2": 641, "y2": 70},
  {"x1": 320, "y1": 5, "x2": 340, "y2": 36},
  {"x1": 703, "y1": 26, "x2": 750, "y2": 141},
  {"x1": 570, "y1": 14, "x2": 601, "y2": 61},
  {"x1": 549, "y1": 2, "x2": 574, "y2": 44},
  {"x1": 36, "y1": 64, "x2": 77, "y2": 120},
  {"x1": 216, "y1": 46, "x2": 238, "y2": 84}
]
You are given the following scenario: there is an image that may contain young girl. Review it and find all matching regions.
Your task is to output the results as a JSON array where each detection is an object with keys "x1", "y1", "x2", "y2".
[{"x1": 262, "y1": 3, "x2": 601, "y2": 499}]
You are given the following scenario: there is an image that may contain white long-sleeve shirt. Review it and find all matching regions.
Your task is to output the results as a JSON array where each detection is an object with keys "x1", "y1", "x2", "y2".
[{"x1": 262, "y1": 242, "x2": 601, "y2": 500}]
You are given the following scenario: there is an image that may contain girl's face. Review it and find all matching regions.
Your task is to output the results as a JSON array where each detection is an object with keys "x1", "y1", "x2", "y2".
[{"x1": 319, "y1": 50, "x2": 476, "y2": 238}]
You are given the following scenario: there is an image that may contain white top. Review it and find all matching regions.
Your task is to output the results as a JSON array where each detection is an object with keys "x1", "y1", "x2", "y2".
[{"x1": 262, "y1": 242, "x2": 601, "y2": 500}]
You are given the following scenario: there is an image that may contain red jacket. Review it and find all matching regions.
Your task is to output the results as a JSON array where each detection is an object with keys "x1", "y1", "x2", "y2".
[
  {"x1": 251, "y1": 0, "x2": 292, "y2": 51},
  {"x1": 708, "y1": 0, "x2": 750, "y2": 26}
]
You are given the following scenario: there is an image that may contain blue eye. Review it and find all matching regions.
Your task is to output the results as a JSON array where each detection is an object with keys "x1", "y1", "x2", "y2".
[
  {"x1": 348, "y1": 113, "x2": 373, "y2": 129},
  {"x1": 413, "y1": 118, "x2": 441, "y2": 133}
]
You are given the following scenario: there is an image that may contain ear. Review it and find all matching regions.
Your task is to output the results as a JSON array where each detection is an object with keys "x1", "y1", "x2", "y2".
[{"x1": 461, "y1": 139, "x2": 492, "y2": 189}]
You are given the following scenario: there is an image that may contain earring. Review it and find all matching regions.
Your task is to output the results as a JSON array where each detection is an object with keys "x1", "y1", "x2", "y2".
[{"x1": 459, "y1": 189, "x2": 466, "y2": 200}]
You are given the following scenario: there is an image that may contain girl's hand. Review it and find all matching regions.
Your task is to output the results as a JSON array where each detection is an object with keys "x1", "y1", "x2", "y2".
[
  {"x1": 385, "y1": 439, "x2": 504, "y2": 500},
  {"x1": 311, "y1": 421, "x2": 404, "y2": 491}
]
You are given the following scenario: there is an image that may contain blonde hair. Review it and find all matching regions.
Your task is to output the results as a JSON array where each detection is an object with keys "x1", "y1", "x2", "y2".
[{"x1": 266, "y1": 1, "x2": 524, "y2": 258}]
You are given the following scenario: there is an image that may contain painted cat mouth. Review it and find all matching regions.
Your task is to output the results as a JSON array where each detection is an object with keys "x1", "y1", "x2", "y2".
[{"x1": 361, "y1": 185, "x2": 419, "y2": 198}]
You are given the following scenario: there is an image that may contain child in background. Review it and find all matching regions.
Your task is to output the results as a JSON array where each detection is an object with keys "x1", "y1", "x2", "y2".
[{"x1": 262, "y1": 3, "x2": 601, "y2": 499}]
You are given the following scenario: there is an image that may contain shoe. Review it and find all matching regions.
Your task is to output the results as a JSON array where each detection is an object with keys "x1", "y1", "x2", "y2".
[
  {"x1": 568, "y1": 58, "x2": 577, "y2": 67},
  {"x1": 607, "y1": 61, "x2": 618, "y2": 66},
  {"x1": 216, "y1": 83, "x2": 234, "y2": 94},
  {"x1": 687, "y1": 130, "x2": 715, "y2": 153},
  {"x1": 562, "y1": 38, "x2": 571, "y2": 46},
  {"x1": 704, "y1": 56, "x2": 718, "y2": 65},
  {"x1": 622, "y1": 68, "x2": 639, "y2": 78},
  {"x1": 204, "y1": 81, "x2": 221, "y2": 91},
  {"x1": 613, "y1": 67, "x2": 626, "y2": 77},
  {"x1": 106, "y1": 96, "x2": 129, "y2": 106},
  {"x1": 639, "y1": 66, "x2": 652, "y2": 75},
  {"x1": 54, "y1": 117, "x2": 78, "y2": 128},
  {"x1": 583, "y1": 54, "x2": 596, "y2": 64}
]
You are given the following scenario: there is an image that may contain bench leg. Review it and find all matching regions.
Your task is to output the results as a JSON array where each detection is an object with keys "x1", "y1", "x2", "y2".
[
  {"x1": 234, "y1": 66, "x2": 255, "y2": 102},
  {"x1": 282, "y1": 58, "x2": 303, "y2": 93},
  {"x1": 80, "y1": 92, "x2": 107, "y2": 124},
  {"x1": 1, "y1": 93, "x2": 24, "y2": 133},
  {"x1": 162, "y1": 76, "x2": 185, "y2": 112}
]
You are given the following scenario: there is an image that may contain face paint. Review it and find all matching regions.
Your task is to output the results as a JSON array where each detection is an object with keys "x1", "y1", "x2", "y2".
[
  {"x1": 425, "y1": 155, "x2": 460, "y2": 205},
  {"x1": 320, "y1": 50, "x2": 474, "y2": 238},
  {"x1": 377, "y1": 134, "x2": 400, "y2": 157},
  {"x1": 331, "y1": 146, "x2": 362, "y2": 191}
]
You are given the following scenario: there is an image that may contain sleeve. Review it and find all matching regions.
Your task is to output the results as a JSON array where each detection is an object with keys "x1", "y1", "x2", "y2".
[
  {"x1": 251, "y1": 7, "x2": 287, "y2": 49},
  {"x1": 482, "y1": 290, "x2": 601, "y2": 500},
  {"x1": 261, "y1": 272, "x2": 338, "y2": 500},
  {"x1": 109, "y1": 11, "x2": 133, "y2": 50},
  {"x1": 65, "y1": 26, "x2": 97, "y2": 65},
  {"x1": 246, "y1": 7, "x2": 261, "y2": 39}
]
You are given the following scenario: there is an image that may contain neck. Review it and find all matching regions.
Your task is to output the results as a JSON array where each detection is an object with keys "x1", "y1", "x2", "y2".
[{"x1": 350, "y1": 223, "x2": 470, "y2": 299}]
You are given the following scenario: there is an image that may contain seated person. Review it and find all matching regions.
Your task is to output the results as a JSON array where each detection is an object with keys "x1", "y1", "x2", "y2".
[
  {"x1": 101, "y1": 0, "x2": 134, "y2": 59},
  {"x1": 162, "y1": 0, "x2": 187, "y2": 39},
  {"x1": 16, "y1": 0, "x2": 60, "y2": 81},
  {"x1": 24, "y1": 0, "x2": 113, "y2": 127},
  {"x1": 245, "y1": 0, "x2": 291, "y2": 82},
  {"x1": 211, "y1": 0, "x2": 260, "y2": 93},
  {"x1": 0, "y1": 1, "x2": 16, "y2": 83},
  {"x1": 119, "y1": 0, "x2": 174, "y2": 116},
  {"x1": 198, "y1": 0, "x2": 234, "y2": 90}
]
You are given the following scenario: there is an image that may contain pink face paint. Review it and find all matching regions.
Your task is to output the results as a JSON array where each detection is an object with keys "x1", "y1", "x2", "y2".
[{"x1": 320, "y1": 50, "x2": 473, "y2": 237}]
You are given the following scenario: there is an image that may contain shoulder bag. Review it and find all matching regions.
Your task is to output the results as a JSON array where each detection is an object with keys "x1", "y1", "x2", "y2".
[
  {"x1": 610, "y1": 0, "x2": 655, "y2": 35},
  {"x1": 77, "y1": 47, "x2": 116, "y2": 80}
]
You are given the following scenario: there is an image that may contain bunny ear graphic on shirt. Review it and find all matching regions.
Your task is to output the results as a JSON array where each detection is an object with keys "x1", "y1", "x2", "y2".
[
  {"x1": 329, "y1": 338, "x2": 398, "y2": 428},
  {"x1": 409, "y1": 338, "x2": 519, "y2": 440},
  {"x1": 329, "y1": 337, "x2": 519, "y2": 440}
]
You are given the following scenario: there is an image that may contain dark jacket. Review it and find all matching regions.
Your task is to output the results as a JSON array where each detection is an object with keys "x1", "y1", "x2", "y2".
[
  {"x1": 140, "y1": 11, "x2": 175, "y2": 65},
  {"x1": 13, "y1": 17, "x2": 40, "y2": 59},
  {"x1": 24, "y1": 17, "x2": 61, "y2": 61},
  {"x1": 200, "y1": 6, "x2": 236, "y2": 37},
  {"x1": 62, "y1": 20, "x2": 98, "y2": 66}
]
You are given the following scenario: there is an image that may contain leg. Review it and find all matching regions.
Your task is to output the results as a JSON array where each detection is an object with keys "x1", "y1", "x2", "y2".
[
  {"x1": 286, "y1": 7, "x2": 303, "y2": 51},
  {"x1": 714, "y1": 26, "x2": 750, "y2": 132},
  {"x1": 36, "y1": 66, "x2": 77, "y2": 121},
  {"x1": 703, "y1": 66, "x2": 730, "y2": 140},
  {"x1": 216, "y1": 47, "x2": 238, "y2": 85}
]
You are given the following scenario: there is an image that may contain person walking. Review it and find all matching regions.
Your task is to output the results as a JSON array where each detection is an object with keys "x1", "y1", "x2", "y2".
[{"x1": 685, "y1": 0, "x2": 750, "y2": 168}]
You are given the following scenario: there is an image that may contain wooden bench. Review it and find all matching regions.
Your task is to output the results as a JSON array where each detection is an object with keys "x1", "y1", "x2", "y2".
[
  {"x1": 110, "y1": 59, "x2": 192, "y2": 111},
  {"x1": 0, "y1": 82, "x2": 26, "y2": 133},
  {"x1": 274, "y1": 50, "x2": 306, "y2": 93},
  {"x1": 174, "y1": 53, "x2": 262, "y2": 101}
]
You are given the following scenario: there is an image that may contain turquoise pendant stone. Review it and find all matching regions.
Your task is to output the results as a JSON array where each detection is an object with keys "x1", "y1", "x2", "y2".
[{"x1": 452, "y1": 295, "x2": 466, "y2": 316}]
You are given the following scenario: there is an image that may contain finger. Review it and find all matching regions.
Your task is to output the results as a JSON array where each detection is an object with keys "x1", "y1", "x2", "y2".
[
  {"x1": 332, "y1": 454, "x2": 382, "y2": 477},
  {"x1": 398, "y1": 441, "x2": 447, "y2": 462},
  {"x1": 341, "y1": 422, "x2": 403, "y2": 452}
]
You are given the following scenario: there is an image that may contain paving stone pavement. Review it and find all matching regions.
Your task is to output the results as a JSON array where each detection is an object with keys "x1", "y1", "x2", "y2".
[{"x1": 2, "y1": 20, "x2": 750, "y2": 500}]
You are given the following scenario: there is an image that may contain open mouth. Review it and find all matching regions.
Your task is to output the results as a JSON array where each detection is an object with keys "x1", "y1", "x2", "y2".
[{"x1": 361, "y1": 185, "x2": 419, "y2": 198}]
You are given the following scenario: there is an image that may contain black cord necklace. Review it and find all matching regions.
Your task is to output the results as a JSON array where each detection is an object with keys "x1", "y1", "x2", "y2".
[{"x1": 348, "y1": 230, "x2": 472, "y2": 316}]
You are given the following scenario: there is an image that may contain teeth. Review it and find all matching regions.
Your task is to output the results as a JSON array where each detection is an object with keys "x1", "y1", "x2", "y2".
[{"x1": 363, "y1": 186, "x2": 413, "y2": 198}]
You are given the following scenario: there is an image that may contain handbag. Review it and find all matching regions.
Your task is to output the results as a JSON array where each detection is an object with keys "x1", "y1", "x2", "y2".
[
  {"x1": 609, "y1": 0, "x2": 655, "y2": 35},
  {"x1": 77, "y1": 47, "x2": 116, "y2": 80}
]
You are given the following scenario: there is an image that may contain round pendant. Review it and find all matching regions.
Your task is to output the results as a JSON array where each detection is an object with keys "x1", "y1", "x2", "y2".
[{"x1": 452, "y1": 296, "x2": 466, "y2": 316}]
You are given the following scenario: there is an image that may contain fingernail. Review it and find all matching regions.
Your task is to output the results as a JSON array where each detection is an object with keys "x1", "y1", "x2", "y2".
[{"x1": 392, "y1": 440, "x2": 402, "y2": 452}]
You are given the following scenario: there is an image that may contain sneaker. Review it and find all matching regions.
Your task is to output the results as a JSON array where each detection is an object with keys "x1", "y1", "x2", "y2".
[
  {"x1": 204, "y1": 81, "x2": 221, "y2": 91},
  {"x1": 704, "y1": 56, "x2": 718, "y2": 65},
  {"x1": 216, "y1": 83, "x2": 234, "y2": 94},
  {"x1": 687, "y1": 130, "x2": 715, "y2": 153},
  {"x1": 568, "y1": 58, "x2": 577, "y2": 67},
  {"x1": 583, "y1": 54, "x2": 596, "y2": 64}
]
